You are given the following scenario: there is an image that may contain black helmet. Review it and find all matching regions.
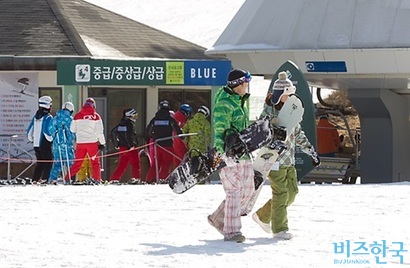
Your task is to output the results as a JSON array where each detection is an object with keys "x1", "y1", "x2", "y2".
[
  {"x1": 158, "y1": 100, "x2": 170, "y2": 110},
  {"x1": 124, "y1": 108, "x2": 138, "y2": 117}
]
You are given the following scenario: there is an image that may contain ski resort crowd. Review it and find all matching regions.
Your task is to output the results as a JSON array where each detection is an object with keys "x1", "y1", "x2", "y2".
[
  {"x1": 22, "y1": 68, "x2": 321, "y2": 243},
  {"x1": 25, "y1": 95, "x2": 211, "y2": 186},
  {"x1": 27, "y1": 97, "x2": 107, "y2": 185}
]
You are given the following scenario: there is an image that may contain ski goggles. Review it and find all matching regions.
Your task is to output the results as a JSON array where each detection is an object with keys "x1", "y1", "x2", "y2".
[
  {"x1": 228, "y1": 71, "x2": 252, "y2": 88},
  {"x1": 242, "y1": 71, "x2": 252, "y2": 83}
]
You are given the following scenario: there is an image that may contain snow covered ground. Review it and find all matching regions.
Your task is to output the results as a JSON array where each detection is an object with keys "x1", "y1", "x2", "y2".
[{"x1": 0, "y1": 182, "x2": 409, "y2": 268}]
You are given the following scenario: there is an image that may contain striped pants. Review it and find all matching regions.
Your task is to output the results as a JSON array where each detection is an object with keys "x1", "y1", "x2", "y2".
[{"x1": 208, "y1": 159, "x2": 254, "y2": 239}]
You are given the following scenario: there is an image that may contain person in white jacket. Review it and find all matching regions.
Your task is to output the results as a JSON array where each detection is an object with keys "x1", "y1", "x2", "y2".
[
  {"x1": 64, "y1": 98, "x2": 106, "y2": 184},
  {"x1": 27, "y1": 96, "x2": 54, "y2": 183}
]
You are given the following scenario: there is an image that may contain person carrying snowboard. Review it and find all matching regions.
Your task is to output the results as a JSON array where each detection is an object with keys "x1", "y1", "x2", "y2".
[
  {"x1": 48, "y1": 102, "x2": 75, "y2": 184},
  {"x1": 182, "y1": 105, "x2": 212, "y2": 183},
  {"x1": 207, "y1": 69, "x2": 254, "y2": 243},
  {"x1": 252, "y1": 71, "x2": 320, "y2": 240},
  {"x1": 109, "y1": 108, "x2": 141, "y2": 184},
  {"x1": 27, "y1": 96, "x2": 54, "y2": 184}
]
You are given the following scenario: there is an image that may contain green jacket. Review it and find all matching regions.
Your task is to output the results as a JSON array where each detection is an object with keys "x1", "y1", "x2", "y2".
[
  {"x1": 213, "y1": 86, "x2": 250, "y2": 154},
  {"x1": 182, "y1": 112, "x2": 211, "y2": 154}
]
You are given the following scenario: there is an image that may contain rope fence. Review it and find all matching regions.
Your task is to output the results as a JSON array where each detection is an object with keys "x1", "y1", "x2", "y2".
[{"x1": 0, "y1": 133, "x2": 197, "y2": 182}]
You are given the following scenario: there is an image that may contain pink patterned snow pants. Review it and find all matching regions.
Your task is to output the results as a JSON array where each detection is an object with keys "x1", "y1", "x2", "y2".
[{"x1": 208, "y1": 159, "x2": 255, "y2": 239}]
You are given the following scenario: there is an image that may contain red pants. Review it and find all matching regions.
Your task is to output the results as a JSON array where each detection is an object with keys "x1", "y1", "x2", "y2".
[
  {"x1": 65, "y1": 142, "x2": 102, "y2": 182},
  {"x1": 109, "y1": 147, "x2": 140, "y2": 181},
  {"x1": 173, "y1": 138, "x2": 187, "y2": 167},
  {"x1": 145, "y1": 145, "x2": 174, "y2": 183}
]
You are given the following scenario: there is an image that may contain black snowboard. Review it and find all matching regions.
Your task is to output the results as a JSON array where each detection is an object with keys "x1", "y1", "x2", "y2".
[{"x1": 168, "y1": 117, "x2": 276, "y2": 194}]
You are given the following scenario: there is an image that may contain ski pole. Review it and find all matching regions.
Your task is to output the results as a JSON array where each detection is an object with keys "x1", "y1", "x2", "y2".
[
  {"x1": 56, "y1": 129, "x2": 66, "y2": 182},
  {"x1": 100, "y1": 149, "x2": 104, "y2": 172},
  {"x1": 62, "y1": 126, "x2": 72, "y2": 180},
  {"x1": 90, "y1": 149, "x2": 104, "y2": 172}
]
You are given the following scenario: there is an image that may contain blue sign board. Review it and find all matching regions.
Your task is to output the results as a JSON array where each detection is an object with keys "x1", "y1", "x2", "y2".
[
  {"x1": 305, "y1": 61, "x2": 347, "y2": 72},
  {"x1": 184, "y1": 60, "x2": 231, "y2": 85}
]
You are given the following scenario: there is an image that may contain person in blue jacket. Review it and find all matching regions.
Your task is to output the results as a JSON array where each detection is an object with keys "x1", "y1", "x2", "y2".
[
  {"x1": 27, "y1": 96, "x2": 54, "y2": 183},
  {"x1": 48, "y1": 102, "x2": 75, "y2": 184}
]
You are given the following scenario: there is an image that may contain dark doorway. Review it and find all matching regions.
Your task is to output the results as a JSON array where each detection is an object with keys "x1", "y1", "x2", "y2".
[{"x1": 159, "y1": 89, "x2": 211, "y2": 118}]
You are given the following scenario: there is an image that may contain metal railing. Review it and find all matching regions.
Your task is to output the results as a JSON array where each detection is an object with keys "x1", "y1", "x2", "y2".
[{"x1": 0, "y1": 134, "x2": 35, "y2": 180}]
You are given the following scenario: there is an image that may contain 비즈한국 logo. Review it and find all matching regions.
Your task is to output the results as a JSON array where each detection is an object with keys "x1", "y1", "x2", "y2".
[{"x1": 333, "y1": 239, "x2": 408, "y2": 265}]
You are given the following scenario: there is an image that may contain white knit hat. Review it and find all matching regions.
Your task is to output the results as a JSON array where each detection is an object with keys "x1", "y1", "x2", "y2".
[{"x1": 270, "y1": 71, "x2": 296, "y2": 105}]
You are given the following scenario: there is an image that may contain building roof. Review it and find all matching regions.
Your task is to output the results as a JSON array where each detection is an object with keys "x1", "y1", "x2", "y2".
[
  {"x1": 206, "y1": 0, "x2": 410, "y2": 90},
  {"x1": 208, "y1": 0, "x2": 410, "y2": 53},
  {"x1": 0, "y1": 0, "x2": 220, "y2": 70}
]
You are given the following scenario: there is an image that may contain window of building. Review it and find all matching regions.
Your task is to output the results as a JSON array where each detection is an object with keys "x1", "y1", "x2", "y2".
[{"x1": 159, "y1": 89, "x2": 211, "y2": 119}]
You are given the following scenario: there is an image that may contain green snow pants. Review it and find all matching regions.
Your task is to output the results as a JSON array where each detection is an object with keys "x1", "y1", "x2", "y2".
[{"x1": 255, "y1": 165, "x2": 298, "y2": 233}]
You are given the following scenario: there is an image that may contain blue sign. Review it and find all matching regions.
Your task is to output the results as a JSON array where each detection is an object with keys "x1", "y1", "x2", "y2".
[
  {"x1": 305, "y1": 61, "x2": 347, "y2": 72},
  {"x1": 184, "y1": 60, "x2": 231, "y2": 85}
]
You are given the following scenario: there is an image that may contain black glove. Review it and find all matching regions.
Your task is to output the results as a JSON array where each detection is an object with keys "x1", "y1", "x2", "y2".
[
  {"x1": 98, "y1": 144, "x2": 105, "y2": 150},
  {"x1": 224, "y1": 132, "x2": 246, "y2": 159},
  {"x1": 254, "y1": 170, "x2": 264, "y2": 190},
  {"x1": 312, "y1": 155, "x2": 320, "y2": 167},
  {"x1": 189, "y1": 155, "x2": 203, "y2": 175},
  {"x1": 308, "y1": 147, "x2": 321, "y2": 167},
  {"x1": 272, "y1": 125, "x2": 287, "y2": 141}
]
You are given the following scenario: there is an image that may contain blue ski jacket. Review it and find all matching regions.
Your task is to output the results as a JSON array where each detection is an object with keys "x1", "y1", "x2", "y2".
[
  {"x1": 27, "y1": 108, "x2": 53, "y2": 147},
  {"x1": 49, "y1": 109, "x2": 75, "y2": 148}
]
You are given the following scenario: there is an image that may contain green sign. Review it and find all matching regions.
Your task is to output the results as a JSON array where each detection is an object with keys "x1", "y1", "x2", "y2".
[
  {"x1": 166, "y1": 62, "x2": 184, "y2": 84},
  {"x1": 57, "y1": 60, "x2": 231, "y2": 86},
  {"x1": 58, "y1": 60, "x2": 166, "y2": 85}
]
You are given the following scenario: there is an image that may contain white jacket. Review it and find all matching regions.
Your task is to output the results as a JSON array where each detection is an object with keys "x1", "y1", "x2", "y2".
[{"x1": 71, "y1": 105, "x2": 106, "y2": 145}]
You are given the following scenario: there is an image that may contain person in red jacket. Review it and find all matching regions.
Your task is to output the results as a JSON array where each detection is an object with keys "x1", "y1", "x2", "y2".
[
  {"x1": 316, "y1": 114, "x2": 341, "y2": 157},
  {"x1": 172, "y1": 104, "x2": 192, "y2": 167},
  {"x1": 65, "y1": 98, "x2": 106, "y2": 184}
]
